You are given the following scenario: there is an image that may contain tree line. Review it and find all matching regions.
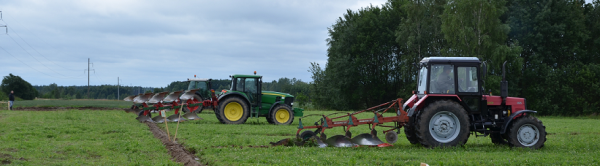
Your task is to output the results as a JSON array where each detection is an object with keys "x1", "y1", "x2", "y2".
[
  {"x1": 311, "y1": 0, "x2": 600, "y2": 115},
  {"x1": 2, "y1": 73, "x2": 311, "y2": 104}
]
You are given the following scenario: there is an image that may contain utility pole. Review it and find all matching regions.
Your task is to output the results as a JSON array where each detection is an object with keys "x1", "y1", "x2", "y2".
[
  {"x1": 88, "y1": 58, "x2": 90, "y2": 99},
  {"x1": 117, "y1": 77, "x2": 120, "y2": 100},
  {"x1": 86, "y1": 58, "x2": 94, "y2": 99},
  {"x1": 0, "y1": 11, "x2": 7, "y2": 34}
]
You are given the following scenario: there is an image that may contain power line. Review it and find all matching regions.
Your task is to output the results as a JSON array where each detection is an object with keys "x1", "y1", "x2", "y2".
[
  {"x1": 5, "y1": 33, "x2": 82, "y2": 78},
  {"x1": 0, "y1": 45, "x2": 56, "y2": 77},
  {"x1": 3, "y1": 21, "x2": 81, "y2": 71}
]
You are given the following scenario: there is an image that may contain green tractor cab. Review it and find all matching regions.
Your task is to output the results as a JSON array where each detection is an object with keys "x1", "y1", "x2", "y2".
[{"x1": 215, "y1": 74, "x2": 304, "y2": 125}]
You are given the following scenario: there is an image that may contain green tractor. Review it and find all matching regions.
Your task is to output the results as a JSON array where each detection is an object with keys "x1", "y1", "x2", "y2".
[{"x1": 213, "y1": 73, "x2": 304, "y2": 125}]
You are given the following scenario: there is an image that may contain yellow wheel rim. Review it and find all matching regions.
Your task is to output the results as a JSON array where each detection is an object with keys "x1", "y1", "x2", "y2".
[
  {"x1": 224, "y1": 102, "x2": 243, "y2": 121},
  {"x1": 275, "y1": 109, "x2": 290, "y2": 123}
]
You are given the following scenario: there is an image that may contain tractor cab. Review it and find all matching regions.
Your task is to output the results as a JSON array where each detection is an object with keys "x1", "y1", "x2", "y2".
[
  {"x1": 187, "y1": 78, "x2": 213, "y2": 100},
  {"x1": 415, "y1": 57, "x2": 483, "y2": 113},
  {"x1": 228, "y1": 74, "x2": 262, "y2": 108}
]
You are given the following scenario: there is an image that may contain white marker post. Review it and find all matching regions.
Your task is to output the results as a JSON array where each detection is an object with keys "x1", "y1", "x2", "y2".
[{"x1": 162, "y1": 110, "x2": 171, "y2": 141}]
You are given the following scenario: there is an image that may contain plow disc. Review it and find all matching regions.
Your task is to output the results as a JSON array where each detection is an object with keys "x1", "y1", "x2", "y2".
[
  {"x1": 124, "y1": 95, "x2": 136, "y2": 102},
  {"x1": 136, "y1": 111, "x2": 154, "y2": 123},
  {"x1": 324, "y1": 135, "x2": 355, "y2": 147},
  {"x1": 350, "y1": 133, "x2": 384, "y2": 146}
]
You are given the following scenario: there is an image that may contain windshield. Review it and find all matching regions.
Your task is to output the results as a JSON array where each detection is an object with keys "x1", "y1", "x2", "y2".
[
  {"x1": 188, "y1": 81, "x2": 208, "y2": 90},
  {"x1": 417, "y1": 66, "x2": 428, "y2": 94},
  {"x1": 430, "y1": 64, "x2": 455, "y2": 94}
]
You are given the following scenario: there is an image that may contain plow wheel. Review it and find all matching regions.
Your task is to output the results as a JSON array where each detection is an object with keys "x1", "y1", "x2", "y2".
[
  {"x1": 300, "y1": 130, "x2": 317, "y2": 140},
  {"x1": 415, "y1": 100, "x2": 470, "y2": 148},
  {"x1": 215, "y1": 96, "x2": 249, "y2": 124},
  {"x1": 507, "y1": 115, "x2": 546, "y2": 149},
  {"x1": 184, "y1": 105, "x2": 203, "y2": 114},
  {"x1": 385, "y1": 131, "x2": 398, "y2": 144},
  {"x1": 268, "y1": 105, "x2": 294, "y2": 125}
]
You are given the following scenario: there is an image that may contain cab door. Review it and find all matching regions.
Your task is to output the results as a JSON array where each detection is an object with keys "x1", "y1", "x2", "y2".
[{"x1": 455, "y1": 65, "x2": 481, "y2": 113}]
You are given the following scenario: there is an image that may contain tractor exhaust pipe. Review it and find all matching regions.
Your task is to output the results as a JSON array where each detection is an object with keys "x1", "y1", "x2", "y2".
[{"x1": 501, "y1": 61, "x2": 508, "y2": 105}]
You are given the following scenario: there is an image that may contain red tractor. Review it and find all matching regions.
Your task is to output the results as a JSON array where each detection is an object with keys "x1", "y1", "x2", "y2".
[
  {"x1": 403, "y1": 57, "x2": 546, "y2": 149},
  {"x1": 295, "y1": 57, "x2": 546, "y2": 149}
]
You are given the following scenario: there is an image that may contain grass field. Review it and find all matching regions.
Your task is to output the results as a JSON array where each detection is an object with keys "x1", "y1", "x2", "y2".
[
  {"x1": 0, "y1": 109, "x2": 179, "y2": 165},
  {"x1": 164, "y1": 111, "x2": 600, "y2": 165},
  {"x1": 1, "y1": 99, "x2": 599, "y2": 165}
]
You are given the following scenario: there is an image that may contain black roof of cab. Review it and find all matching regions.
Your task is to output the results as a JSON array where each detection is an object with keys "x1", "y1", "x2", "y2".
[{"x1": 420, "y1": 57, "x2": 481, "y2": 64}]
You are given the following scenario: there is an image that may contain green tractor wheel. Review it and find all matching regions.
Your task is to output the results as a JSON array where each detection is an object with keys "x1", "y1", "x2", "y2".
[
  {"x1": 268, "y1": 105, "x2": 294, "y2": 125},
  {"x1": 215, "y1": 96, "x2": 249, "y2": 124}
]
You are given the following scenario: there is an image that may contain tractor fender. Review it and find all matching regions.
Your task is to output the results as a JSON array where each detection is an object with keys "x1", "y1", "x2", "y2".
[
  {"x1": 217, "y1": 92, "x2": 251, "y2": 108},
  {"x1": 407, "y1": 94, "x2": 464, "y2": 117},
  {"x1": 500, "y1": 110, "x2": 537, "y2": 134},
  {"x1": 268, "y1": 101, "x2": 286, "y2": 112}
]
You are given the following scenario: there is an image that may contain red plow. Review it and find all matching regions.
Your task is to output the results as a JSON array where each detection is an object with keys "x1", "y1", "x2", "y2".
[
  {"x1": 125, "y1": 89, "x2": 218, "y2": 123},
  {"x1": 296, "y1": 98, "x2": 407, "y2": 147}
]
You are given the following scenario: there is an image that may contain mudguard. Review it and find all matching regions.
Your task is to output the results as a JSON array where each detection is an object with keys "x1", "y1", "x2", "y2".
[
  {"x1": 500, "y1": 110, "x2": 537, "y2": 134},
  {"x1": 217, "y1": 92, "x2": 251, "y2": 108}
]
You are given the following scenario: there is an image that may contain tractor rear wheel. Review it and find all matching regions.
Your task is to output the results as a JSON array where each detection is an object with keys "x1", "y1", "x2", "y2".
[
  {"x1": 268, "y1": 105, "x2": 294, "y2": 125},
  {"x1": 507, "y1": 115, "x2": 546, "y2": 149},
  {"x1": 215, "y1": 96, "x2": 249, "y2": 124},
  {"x1": 415, "y1": 100, "x2": 470, "y2": 148}
]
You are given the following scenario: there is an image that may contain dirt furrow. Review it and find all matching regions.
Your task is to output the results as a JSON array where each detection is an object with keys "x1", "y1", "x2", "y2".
[{"x1": 144, "y1": 122, "x2": 203, "y2": 166}]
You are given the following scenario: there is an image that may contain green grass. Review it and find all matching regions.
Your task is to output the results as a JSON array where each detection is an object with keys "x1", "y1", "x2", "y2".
[
  {"x1": 8, "y1": 99, "x2": 133, "y2": 109},
  {"x1": 0, "y1": 109, "x2": 180, "y2": 165},
  {"x1": 1, "y1": 102, "x2": 599, "y2": 165},
  {"x1": 161, "y1": 110, "x2": 600, "y2": 165}
]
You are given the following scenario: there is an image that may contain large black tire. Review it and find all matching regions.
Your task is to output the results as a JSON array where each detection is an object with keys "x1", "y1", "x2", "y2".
[
  {"x1": 215, "y1": 96, "x2": 249, "y2": 124},
  {"x1": 507, "y1": 115, "x2": 546, "y2": 149},
  {"x1": 404, "y1": 115, "x2": 420, "y2": 144},
  {"x1": 268, "y1": 105, "x2": 294, "y2": 125},
  {"x1": 415, "y1": 100, "x2": 470, "y2": 148},
  {"x1": 490, "y1": 132, "x2": 509, "y2": 145}
]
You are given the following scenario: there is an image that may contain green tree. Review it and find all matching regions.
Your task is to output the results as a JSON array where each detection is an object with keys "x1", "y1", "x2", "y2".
[
  {"x1": 1, "y1": 73, "x2": 39, "y2": 100},
  {"x1": 508, "y1": 0, "x2": 590, "y2": 115},
  {"x1": 441, "y1": 0, "x2": 522, "y2": 96},
  {"x1": 313, "y1": 0, "x2": 407, "y2": 110}
]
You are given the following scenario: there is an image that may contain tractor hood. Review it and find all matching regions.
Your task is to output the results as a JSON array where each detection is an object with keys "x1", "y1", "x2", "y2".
[{"x1": 262, "y1": 91, "x2": 294, "y2": 98}]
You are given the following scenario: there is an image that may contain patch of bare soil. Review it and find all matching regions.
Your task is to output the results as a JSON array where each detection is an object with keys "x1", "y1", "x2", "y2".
[
  {"x1": 0, "y1": 153, "x2": 27, "y2": 165},
  {"x1": 11, "y1": 107, "x2": 120, "y2": 111},
  {"x1": 144, "y1": 122, "x2": 202, "y2": 166}
]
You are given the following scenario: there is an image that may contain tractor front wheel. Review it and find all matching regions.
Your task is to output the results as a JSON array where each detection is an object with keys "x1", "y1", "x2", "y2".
[
  {"x1": 404, "y1": 114, "x2": 419, "y2": 144},
  {"x1": 215, "y1": 96, "x2": 249, "y2": 124},
  {"x1": 268, "y1": 105, "x2": 294, "y2": 125},
  {"x1": 415, "y1": 100, "x2": 470, "y2": 148},
  {"x1": 507, "y1": 115, "x2": 546, "y2": 149}
]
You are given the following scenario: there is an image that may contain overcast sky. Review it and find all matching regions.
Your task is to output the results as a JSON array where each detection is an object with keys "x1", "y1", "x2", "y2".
[
  {"x1": 0, "y1": 0, "x2": 387, "y2": 87},
  {"x1": 0, "y1": 0, "x2": 595, "y2": 88}
]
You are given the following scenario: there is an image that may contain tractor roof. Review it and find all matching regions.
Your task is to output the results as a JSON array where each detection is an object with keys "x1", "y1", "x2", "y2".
[
  {"x1": 231, "y1": 74, "x2": 262, "y2": 78},
  {"x1": 187, "y1": 78, "x2": 211, "y2": 82},
  {"x1": 420, "y1": 57, "x2": 481, "y2": 64}
]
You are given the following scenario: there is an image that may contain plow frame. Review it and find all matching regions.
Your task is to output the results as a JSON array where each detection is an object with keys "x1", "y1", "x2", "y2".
[{"x1": 296, "y1": 98, "x2": 408, "y2": 139}]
